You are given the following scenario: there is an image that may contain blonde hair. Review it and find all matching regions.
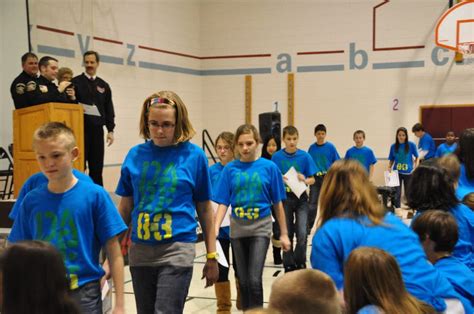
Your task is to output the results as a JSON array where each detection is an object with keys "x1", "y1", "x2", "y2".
[
  {"x1": 57, "y1": 67, "x2": 73, "y2": 82},
  {"x1": 139, "y1": 91, "x2": 195, "y2": 143},
  {"x1": 269, "y1": 269, "x2": 341, "y2": 314},
  {"x1": 33, "y1": 122, "x2": 76, "y2": 150},
  {"x1": 437, "y1": 154, "x2": 461, "y2": 184},
  {"x1": 318, "y1": 159, "x2": 384, "y2": 227},
  {"x1": 344, "y1": 247, "x2": 435, "y2": 314}
]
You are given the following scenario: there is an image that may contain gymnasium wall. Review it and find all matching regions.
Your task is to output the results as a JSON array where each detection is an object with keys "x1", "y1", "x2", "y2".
[{"x1": 2, "y1": 0, "x2": 473, "y2": 171}]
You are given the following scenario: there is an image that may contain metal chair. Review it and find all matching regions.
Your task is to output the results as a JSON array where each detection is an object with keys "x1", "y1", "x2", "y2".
[{"x1": 0, "y1": 147, "x2": 14, "y2": 200}]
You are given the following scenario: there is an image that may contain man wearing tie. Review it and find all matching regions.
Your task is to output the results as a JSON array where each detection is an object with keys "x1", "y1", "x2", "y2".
[{"x1": 72, "y1": 51, "x2": 115, "y2": 186}]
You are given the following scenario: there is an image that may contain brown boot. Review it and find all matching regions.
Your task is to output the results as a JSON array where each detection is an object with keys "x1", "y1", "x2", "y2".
[
  {"x1": 235, "y1": 278, "x2": 242, "y2": 310},
  {"x1": 215, "y1": 281, "x2": 232, "y2": 313}
]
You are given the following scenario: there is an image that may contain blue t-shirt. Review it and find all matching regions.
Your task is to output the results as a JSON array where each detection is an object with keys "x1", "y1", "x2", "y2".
[
  {"x1": 418, "y1": 133, "x2": 436, "y2": 160},
  {"x1": 209, "y1": 162, "x2": 230, "y2": 240},
  {"x1": 8, "y1": 180, "x2": 127, "y2": 289},
  {"x1": 271, "y1": 148, "x2": 317, "y2": 194},
  {"x1": 311, "y1": 213, "x2": 459, "y2": 312},
  {"x1": 307, "y1": 142, "x2": 340, "y2": 176},
  {"x1": 435, "y1": 256, "x2": 474, "y2": 312},
  {"x1": 457, "y1": 164, "x2": 474, "y2": 200},
  {"x1": 413, "y1": 204, "x2": 474, "y2": 271},
  {"x1": 435, "y1": 142, "x2": 457, "y2": 158},
  {"x1": 116, "y1": 141, "x2": 211, "y2": 245},
  {"x1": 9, "y1": 169, "x2": 93, "y2": 220},
  {"x1": 344, "y1": 146, "x2": 377, "y2": 173},
  {"x1": 388, "y1": 142, "x2": 419, "y2": 174},
  {"x1": 213, "y1": 158, "x2": 286, "y2": 221}
]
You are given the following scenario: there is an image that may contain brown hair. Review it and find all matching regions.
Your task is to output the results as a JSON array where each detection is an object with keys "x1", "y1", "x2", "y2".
[
  {"x1": 344, "y1": 247, "x2": 435, "y2": 314},
  {"x1": 0, "y1": 241, "x2": 80, "y2": 314},
  {"x1": 139, "y1": 91, "x2": 196, "y2": 143},
  {"x1": 318, "y1": 159, "x2": 384, "y2": 227},
  {"x1": 282, "y1": 125, "x2": 298, "y2": 137},
  {"x1": 353, "y1": 130, "x2": 366, "y2": 139},
  {"x1": 412, "y1": 210, "x2": 459, "y2": 253},
  {"x1": 215, "y1": 131, "x2": 235, "y2": 155},
  {"x1": 33, "y1": 122, "x2": 76, "y2": 150},
  {"x1": 463, "y1": 192, "x2": 474, "y2": 211},
  {"x1": 269, "y1": 269, "x2": 341, "y2": 314},
  {"x1": 233, "y1": 124, "x2": 261, "y2": 159},
  {"x1": 57, "y1": 67, "x2": 73, "y2": 82},
  {"x1": 437, "y1": 154, "x2": 461, "y2": 184}
]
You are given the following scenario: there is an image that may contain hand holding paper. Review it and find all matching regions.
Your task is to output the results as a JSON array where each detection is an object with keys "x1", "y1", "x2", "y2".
[{"x1": 283, "y1": 167, "x2": 307, "y2": 198}]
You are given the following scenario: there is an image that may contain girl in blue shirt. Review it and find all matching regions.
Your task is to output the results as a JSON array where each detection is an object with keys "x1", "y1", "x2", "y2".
[
  {"x1": 261, "y1": 135, "x2": 283, "y2": 265},
  {"x1": 116, "y1": 91, "x2": 218, "y2": 314},
  {"x1": 456, "y1": 128, "x2": 474, "y2": 200},
  {"x1": 344, "y1": 247, "x2": 435, "y2": 314},
  {"x1": 388, "y1": 127, "x2": 419, "y2": 208},
  {"x1": 407, "y1": 160, "x2": 474, "y2": 271},
  {"x1": 311, "y1": 159, "x2": 460, "y2": 312},
  {"x1": 209, "y1": 131, "x2": 240, "y2": 312},
  {"x1": 214, "y1": 124, "x2": 290, "y2": 311}
]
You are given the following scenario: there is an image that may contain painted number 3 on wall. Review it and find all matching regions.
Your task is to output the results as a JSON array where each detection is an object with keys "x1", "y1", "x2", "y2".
[{"x1": 137, "y1": 212, "x2": 172, "y2": 241}]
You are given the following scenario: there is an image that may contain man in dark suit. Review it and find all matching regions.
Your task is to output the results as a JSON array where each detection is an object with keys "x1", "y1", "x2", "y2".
[{"x1": 72, "y1": 51, "x2": 115, "y2": 186}]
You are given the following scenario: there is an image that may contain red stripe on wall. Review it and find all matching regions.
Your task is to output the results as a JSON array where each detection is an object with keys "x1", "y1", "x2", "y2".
[
  {"x1": 93, "y1": 36, "x2": 123, "y2": 45},
  {"x1": 297, "y1": 50, "x2": 345, "y2": 55},
  {"x1": 37, "y1": 25, "x2": 74, "y2": 36}
]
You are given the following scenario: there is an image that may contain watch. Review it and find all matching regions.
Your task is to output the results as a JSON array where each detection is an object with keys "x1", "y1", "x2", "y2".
[{"x1": 206, "y1": 252, "x2": 219, "y2": 260}]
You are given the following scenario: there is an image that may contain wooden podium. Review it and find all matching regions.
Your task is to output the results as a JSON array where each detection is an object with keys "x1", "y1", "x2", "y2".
[{"x1": 13, "y1": 103, "x2": 84, "y2": 197}]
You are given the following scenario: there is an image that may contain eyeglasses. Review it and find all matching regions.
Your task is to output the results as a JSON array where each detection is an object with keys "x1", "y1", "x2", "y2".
[
  {"x1": 148, "y1": 121, "x2": 175, "y2": 130},
  {"x1": 216, "y1": 145, "x2": 231, "y2": 151}
]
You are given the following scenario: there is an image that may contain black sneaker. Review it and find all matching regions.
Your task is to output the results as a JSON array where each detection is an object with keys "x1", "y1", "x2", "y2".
[{"x1": 284, "y1": 265, "x2": 297, "y2": 273}]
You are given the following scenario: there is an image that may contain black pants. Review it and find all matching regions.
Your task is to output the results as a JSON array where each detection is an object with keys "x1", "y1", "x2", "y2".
[
  {"x1": 217, "y1": 238, "x2": 238, "y2": 282},
  {"x1": 84, "y1": 122, "x2": 104, "y2": 186},
  {"x1": 308, "y1": 175, "x2": 325, "y2": 232}
]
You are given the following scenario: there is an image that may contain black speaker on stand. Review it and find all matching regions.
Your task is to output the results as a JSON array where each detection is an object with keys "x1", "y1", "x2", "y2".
[{"x1": 259, "y1": 111, "x2": 281, "y2": 146}]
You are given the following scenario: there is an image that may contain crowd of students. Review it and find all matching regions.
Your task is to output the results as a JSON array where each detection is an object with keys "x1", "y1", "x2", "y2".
[{"x1": 1, "y1": 88, "x2": 473, "y2": 314}]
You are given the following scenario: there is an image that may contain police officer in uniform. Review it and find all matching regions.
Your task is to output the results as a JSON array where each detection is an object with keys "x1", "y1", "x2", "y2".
[
  {"x1": 10, "y1": 52, "x2": 39, "y2": 109},
  {"x1": 33, "y1": 56, "x2": 76, "y2": 105},
  {"x1": 72, "y1": 51, "x2": 115, "y2": 186}
]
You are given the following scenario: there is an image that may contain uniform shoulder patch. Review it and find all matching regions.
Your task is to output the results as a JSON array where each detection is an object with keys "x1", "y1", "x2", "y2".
[
  {"x1": 26, "y1": 81, "x2": 37, "y2": 92},
  {"x1": 15, "y1": 83, "x2": 26, "y2": 94}
]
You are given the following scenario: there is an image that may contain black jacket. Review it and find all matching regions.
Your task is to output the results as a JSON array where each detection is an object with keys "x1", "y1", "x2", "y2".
[
  {"x1": 10, "y1": 71, "x2": 38, "y2": 109},
  {"x1": 72, "y1": 73, "x2": 115, "y2": 132}
]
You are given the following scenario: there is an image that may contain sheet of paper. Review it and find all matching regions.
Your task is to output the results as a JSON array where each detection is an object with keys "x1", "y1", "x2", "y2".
[
  {"x1": 101, "y1": 279, "x2": 110, "y2": 301},
  {"x1": 283, "y1": 166, "x2": 307, "y2": 198},
  {"x1": 216, "y1": 240, "x2": 229, "y2": 268},
  {"x1": 384, "y1": 170, "x2": 400, "y2": 187},
  {"x1": 211, "y1": 201, "x2": 231, "y2": 227},
  {"x1": 81, "y1": 103, "x2": 101, "y2": 117}
]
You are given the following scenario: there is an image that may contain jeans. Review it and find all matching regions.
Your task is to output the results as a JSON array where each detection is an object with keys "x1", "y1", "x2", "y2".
[
  {"x1": 70, "y1": 281, "x2": 102, "y2": 314},
  {"x1": 270, "y1": 207, "x2": 281, "y2": 241},
  {"x1": 217, "y1": 238, "x2": 238, "y2": 282},
  {"x1": 130, "y1": 265, "x2": 193, "y2": 314},
  {"x1": 394, "y1": 173, "x2": 411, "y2": 208},
  {"x1": 283, "y1": 194, "x2": 309, "y2": 267},
  {"x1": 308, "y1": 175, "x2": 324, "y2": 232},
  {"x1": 231, "y1": 236, "x2": 270, "y2": 310}
]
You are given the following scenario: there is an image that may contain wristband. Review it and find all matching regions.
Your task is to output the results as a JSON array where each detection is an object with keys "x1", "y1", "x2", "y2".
[{"x1": 206, "y1": 252, "x2": 219, "y2": 260}]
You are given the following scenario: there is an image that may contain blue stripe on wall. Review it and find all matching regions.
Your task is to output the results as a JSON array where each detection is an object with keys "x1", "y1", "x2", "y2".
[
  {"x1": 201, "y1": 68, "x2": 271, "y2": 75},
  {"x1": 100, "y1": 55, "x2": 124, "y2": 65},
  {"x1": 139, "y1": 61, "x2": 272, "y2": 76},
  {"x1": 37, "y1": 45, "x2": 75, "y2": 58},
  {"x1": 297, "y1": 64, "x2": 345, "y2": 72},
  {"x1": 372, "y1": 61, "x2": 424, "y2": 69},
  {"x1": 139, "y1": 61, "x2": 201, "y2": 75}
]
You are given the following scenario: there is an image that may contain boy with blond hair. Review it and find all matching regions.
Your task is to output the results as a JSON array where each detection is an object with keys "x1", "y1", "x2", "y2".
[{"x1": 9, "y1": 122, "x2": 127, "y2": 314}]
